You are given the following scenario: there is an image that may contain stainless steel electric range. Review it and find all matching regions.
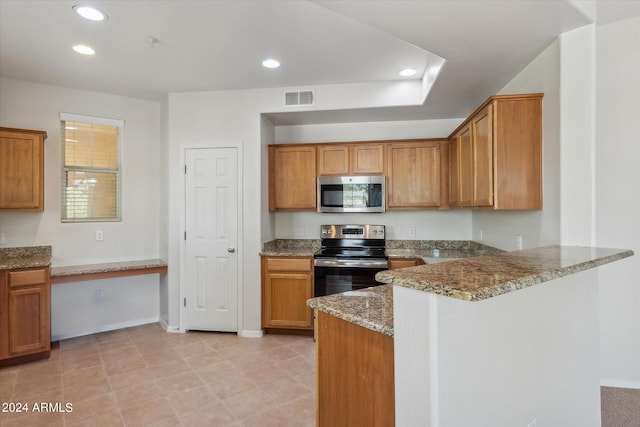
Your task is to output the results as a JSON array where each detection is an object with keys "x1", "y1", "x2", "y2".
[{"x1": 313, "y1": 224, "x2": 388, "y2": 297}]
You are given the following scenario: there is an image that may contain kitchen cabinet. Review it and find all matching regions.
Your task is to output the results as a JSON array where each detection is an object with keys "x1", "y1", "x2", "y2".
[
  {"x1": 315, "y1": 310, "x2": 394, "y2": 426},
  {"x1": 268, "y1": 145, "x2": 316, "y2": 211},
  {"x1": 0, "y1": 127, "x2": 47, "y2": 211},
  {"x1": 261, "y1": 256, "x2": 314, "y2": 331},
  {"x1": 387, "y1": 140, "x2": 447, "y2": 209},
  {"x1": 449, "y1": 93, "x2": 543, "y2": 209},
  {"x1": 388, "y1": 258, "x2": 424, "y2": 269},
  {"x1": 0, "y1": 267, "x2": 51, "y2": 365},
  {"x1": 317, "y1": 143, "x2": 385, "y2": 176}
]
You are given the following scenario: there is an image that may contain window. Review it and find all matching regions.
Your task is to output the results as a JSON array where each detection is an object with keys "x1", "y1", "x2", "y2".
[{"x1": 60, "y1": 113, "x2": 123, "y2": 222}]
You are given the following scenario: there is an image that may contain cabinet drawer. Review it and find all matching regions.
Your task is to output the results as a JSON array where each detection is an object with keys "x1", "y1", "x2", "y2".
[
  {"x1": 266, "y1": 258, "x2": 311, "y2": 272},
  {"x1": 8, "y1": 269, "x2": 47, "y2": 287}
]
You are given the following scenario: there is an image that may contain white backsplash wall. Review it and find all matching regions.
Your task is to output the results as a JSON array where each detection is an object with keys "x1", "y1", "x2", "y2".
[{"x1": 275, "y1": 210, "x2": 472, "y2": 241}]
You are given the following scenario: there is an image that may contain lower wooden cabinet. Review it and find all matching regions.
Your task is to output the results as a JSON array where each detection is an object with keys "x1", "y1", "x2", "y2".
[
  {"x1": 0, "y1": 267, "x2": 51, "y2": 365},
  {"x1": 388, "y1": 258, "x2": 424, "y2": 269},
  {"x1": 261, "y1": 256, "x2": 314, "y2": 331},
  {"x1": 316, "y1": 311, "x2": 395, "y2": 426}
]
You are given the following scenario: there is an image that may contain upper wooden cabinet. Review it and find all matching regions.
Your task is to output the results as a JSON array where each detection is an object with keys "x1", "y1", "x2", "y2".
[
  {"x1": 387, "y1": 140, "x2": 447, "y2": 209},
  {"x1": 449, "y1": 93, "x2": 543, "y2": 210},
  {"x1": 317, "y1": 143, "x2": 385, "y2": 176},
  {"x1": 0, "y1": 127, "x2": 47, "y2": 211},
  {"x1": 269, "y1": 145, "x2": 316, "y2": 211}
]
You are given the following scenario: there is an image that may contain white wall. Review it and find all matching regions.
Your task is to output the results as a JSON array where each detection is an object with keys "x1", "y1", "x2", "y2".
[
  {"x1": 274, "y1": 118, "x2": 472, "y2": 240},
  {"x1": 394, "y1": 269, "x2": 602, "y2": 426},
  {"x1": 168, "y1": 80, "x2": 451, "y2": 334},
  {"x1": 471, "y1": 39, "x2": 561, "y2": 251},
  {"x1": 595, "y1": 16, "x2": 640, "y2": 387},
  {"x1": 0, "y1": 78, "x2": 164, "y2": 339}
]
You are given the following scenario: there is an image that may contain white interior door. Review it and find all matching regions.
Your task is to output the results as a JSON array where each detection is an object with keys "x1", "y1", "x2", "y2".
[{"x1": 184, "y1": 147, "x2": 238, "y2": 332}]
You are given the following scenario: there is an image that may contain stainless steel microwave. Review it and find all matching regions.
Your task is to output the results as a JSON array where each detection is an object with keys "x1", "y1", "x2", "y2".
[{"x1": 317, "y1": 176, "x2": 385, "y2": 213}]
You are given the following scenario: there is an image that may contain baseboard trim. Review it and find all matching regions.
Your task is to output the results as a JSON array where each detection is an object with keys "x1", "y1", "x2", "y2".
[
  {"x1": 239, "y1": 329, "x2": 264, "y2": 338},
  {"x1": 601, "y1": 378, "x2": 640, "y2": 389},
  {"x1": 159, "y1": 318, "x2": 181, "y2": 333},
  {"x1": 51, "y1": 316, "x2": 160, "y2": 341}
]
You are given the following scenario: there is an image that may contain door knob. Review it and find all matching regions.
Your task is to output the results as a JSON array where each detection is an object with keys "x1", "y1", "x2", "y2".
[{"x1": 227, "y1": 247, "x2": 236, "y2": 253}]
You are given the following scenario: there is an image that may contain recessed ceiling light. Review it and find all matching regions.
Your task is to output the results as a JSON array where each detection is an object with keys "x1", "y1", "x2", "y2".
[
  {"x1": 72, "y1": 44, "x2": 96, "y2": 55},
  {"x1": 399, "y1": 68, "x2": 417, "y2": 77},
  {"x1": 72, "y1": 5, "x2": 108, "y2": 21},
  {"x1": 262, "y1": 59, "x2": 281, "y2": 69}
]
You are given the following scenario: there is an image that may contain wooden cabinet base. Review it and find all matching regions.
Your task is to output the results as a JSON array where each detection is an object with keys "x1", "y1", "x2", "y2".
[
  {"x1": 264, "y1": 328, "x2": 313, "y2": 336},
  {"x1": 0, "y1": 349, "x2": 50, "y2": 367},
  {"x1": 315, "y1": 311, "x2": 395, "y2": 427}
]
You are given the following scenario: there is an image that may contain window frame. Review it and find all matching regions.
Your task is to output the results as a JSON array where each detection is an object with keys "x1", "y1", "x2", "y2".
[{"x1": 60, "y1": 112, "x2": 124, "y2": 223}]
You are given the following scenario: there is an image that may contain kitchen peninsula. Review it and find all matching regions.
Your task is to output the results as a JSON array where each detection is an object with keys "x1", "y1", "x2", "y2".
[{"x1": 309, "y1": 245, "x2": 634, "y2": 427}]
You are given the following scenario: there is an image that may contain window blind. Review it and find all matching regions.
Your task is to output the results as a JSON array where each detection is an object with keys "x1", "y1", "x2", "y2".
[{"x1": 60, "y1": 113, "x2": 123, "y2": 222}]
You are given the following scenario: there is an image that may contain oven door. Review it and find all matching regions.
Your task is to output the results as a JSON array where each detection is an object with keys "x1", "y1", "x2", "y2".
[{"x1": 314, "y1": 258, "x2": 388, "y2": 297}]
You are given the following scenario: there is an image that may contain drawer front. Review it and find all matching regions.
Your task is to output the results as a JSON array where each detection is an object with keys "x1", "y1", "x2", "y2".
[
  {"x1": 266, "y1": 257, "x2": 311, "y2": 272},
  {"x1": 8, "y1": 269, "x2": 48, "y2": 287}
]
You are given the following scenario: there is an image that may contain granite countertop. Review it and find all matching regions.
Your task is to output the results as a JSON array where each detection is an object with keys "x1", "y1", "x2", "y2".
[
  {"x1": 260, "y1": 239, "x2": 320, "y2": 257},
  {"x1": 308, "y1": 245, "x2": 633, "y2": 336},
  {"x1": 0, "y1": 246, "x2": 52, "y2": 269},
  {"x1": 377, "y1": 245, "x2": 634, "y2": 302},
  {"x1": 51, "y1": 259, "x2": 168, "y2": 277},
  {"x1": 307, "y1": 284, "x2": 394, "y2": 336}
]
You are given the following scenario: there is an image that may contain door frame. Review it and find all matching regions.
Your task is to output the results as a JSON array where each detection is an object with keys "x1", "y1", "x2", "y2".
[{"x1": 178, "y1": 143, "x2": 243, "y2": 334}]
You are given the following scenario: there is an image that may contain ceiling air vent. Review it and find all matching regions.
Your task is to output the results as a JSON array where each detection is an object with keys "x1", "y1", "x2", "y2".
[{"x1": 285, "y1": 90, "x2": 315, "y2": 107}]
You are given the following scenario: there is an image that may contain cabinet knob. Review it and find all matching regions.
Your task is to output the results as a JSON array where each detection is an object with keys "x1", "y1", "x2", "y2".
[{"x1": 227, "y1": 247, "x2": 236, "y2": 253}]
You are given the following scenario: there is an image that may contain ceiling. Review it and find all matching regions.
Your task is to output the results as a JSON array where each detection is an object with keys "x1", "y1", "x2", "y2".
[{"x1": 1, "y1": 0, "x2": 630, "y2": 125}]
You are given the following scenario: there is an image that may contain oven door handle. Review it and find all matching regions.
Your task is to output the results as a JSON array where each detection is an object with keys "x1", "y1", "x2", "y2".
[{"x1": 314, "y1": 258, "x2": 389, "y2": 268}]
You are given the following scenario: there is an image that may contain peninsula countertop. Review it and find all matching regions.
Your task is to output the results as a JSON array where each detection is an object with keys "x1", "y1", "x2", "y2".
[{"x1": 309, "y1": 245, "x2": 634, "y2": 336}]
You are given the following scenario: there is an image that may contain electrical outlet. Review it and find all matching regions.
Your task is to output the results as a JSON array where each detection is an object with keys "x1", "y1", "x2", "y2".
[
  {"x1": 0, "y1": 232, "x2": 5, "y2": 245},
  {"x1": 95, "y1": 289, "x2": 104, "y2": 301},
  {"x1": 409, "y1": 226, "x2": 416, "y2": 237},
  {"x1": 297, "y1": 226, "x2": 305, "y2": 237},
  {"x1": 96, "y1": 230, "x2": 104, "y2": 241},
  {"x1": 479, "y1": 229, "x2": 484, "y2": 241},
  {"x1": 516, "y1": 235, "x2": 523, "y2": 250}
]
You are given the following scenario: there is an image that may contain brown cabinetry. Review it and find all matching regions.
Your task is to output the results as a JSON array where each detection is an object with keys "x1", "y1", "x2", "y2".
[
  {"x1": 0, "y1": 267, "x2": 51, "y2": 365},
  {"x1": 449, "y1": 93, "x2": 543, "y2": 210},
  {"x1": 387, "y1": 140, "x2": 447, "y2": 209},
  {"x1": 268, "y1": 145, "x2": 316, "y2": 211},
  {"x1": 388, "y1": 258, "x2": 424, "y2": 269},
  {"x1": 261, "y1": 256, "x2": 314, "y2": 331},
  {"x1": 317, "y1": 143, "x2": 385, "y2": 176},
  {"x1": 0, "y1": 127, "x2": 47, "y2": 211},
  {"x1": 316, "y1": 311, "x2": 394, "y2": 426}
]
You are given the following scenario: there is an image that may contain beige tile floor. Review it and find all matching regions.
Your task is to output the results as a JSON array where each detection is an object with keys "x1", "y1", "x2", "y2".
[{"x1": 0, "y1": 323, "x2": 316, "y2": 426}]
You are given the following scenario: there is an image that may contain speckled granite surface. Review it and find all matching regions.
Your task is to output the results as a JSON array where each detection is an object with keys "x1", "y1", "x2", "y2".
[
  {"x1": 260, "y1": 239, "x2": 320, "y2": 257},
  {"x1": 0, "y1": 246, "x2": 52, "y2": 269},
  {"x1": 51, "y1": 259, "x2": 167, "y2": 277},
  {"x1": 308, "y1": 284, "x2": 394, "y2": 336},
  {"x1": 377, "y1": 245, "x2": 634, "y2": 302}
]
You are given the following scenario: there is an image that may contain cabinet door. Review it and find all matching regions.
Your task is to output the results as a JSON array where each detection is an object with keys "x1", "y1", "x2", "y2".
[
  {"x1": 317, "y1": 145, "x2": 349, "y2": 176},
  {"x1": 472, "y1": 105, "x2": 494, "y2": 206},
  {"x1": 263, "y1": 272, "x2": 313, "y2": 329},
  {"x1": 387, "y1": 142, "x2": 441, "y2": 208},
  {"x1": 8, "y1": 284, "x2": 50, "y2": 356},
  {"x1": 350, "y1": 143, "x2": 385, "y2": 175},
  {"x1": 269, "y1": 145, "x2": 316, "y2": 210},
  {"x1": 457, "y1": 126, "x2": 474, "y2": 207},
  {"x1": 0, "y1": 128, "x2": 46, "y2": 211},
  {"x1": 388, "y1": 258, "x2": 423, "y2": 269}
]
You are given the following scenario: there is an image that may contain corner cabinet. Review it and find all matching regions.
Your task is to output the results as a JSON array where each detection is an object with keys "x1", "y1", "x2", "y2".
[
  {"x1": 317, "y1": 143, "x2": 385, "y2": 176},
  {"x1": 449, "y1": 93, "x2": 543, "y2": 210},
  {"x1": 387, "y1": 140, "x2": 448, "y2": 209},
  {"x1": 0, "y1": 267, "x2": 51, "y2": 365},
  {"x1": 0, "y1": 127, "x2": 47, "y2": 211},
  {"x1": 268, "y1": 145, "x2": 316, "y2": 211},
  {"x1": 261, "y1": 256, "x2": 314, "y2": 332}
]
